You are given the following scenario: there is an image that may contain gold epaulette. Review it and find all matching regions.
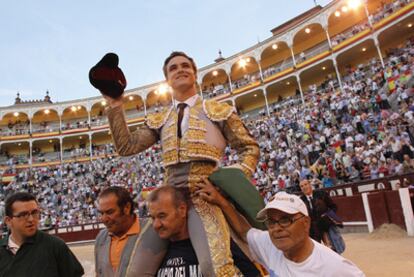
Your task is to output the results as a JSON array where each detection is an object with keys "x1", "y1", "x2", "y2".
[
  {"x1": 203, "y1": 99, "x2": 233, "y2": 122},
  {"x1": 145, "y1": 106, "x2": 173, "y2": 129}
]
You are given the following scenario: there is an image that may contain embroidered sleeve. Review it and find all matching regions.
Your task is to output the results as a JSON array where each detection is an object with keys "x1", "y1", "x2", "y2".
[
  {"x1": 221, "y1": 113, "x2": 260, "y2": 177},
  {"x1": 106, "y1": 105, "x2": 159, "y2": 156}
]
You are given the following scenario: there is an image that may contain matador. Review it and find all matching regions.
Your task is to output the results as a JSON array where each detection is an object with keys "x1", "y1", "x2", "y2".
[{"x1": 91, "y1": 51, "x2": 260, "y2": 276}]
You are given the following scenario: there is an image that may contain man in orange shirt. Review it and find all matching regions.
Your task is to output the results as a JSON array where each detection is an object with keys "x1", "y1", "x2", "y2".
[{"x1": 95, "y1": 187, "x2": 166, "y2": 277}]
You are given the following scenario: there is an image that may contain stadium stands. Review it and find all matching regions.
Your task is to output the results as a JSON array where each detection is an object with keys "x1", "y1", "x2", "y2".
[{"x1": 1, "y1": 0, "x2": 414, "y2": 229}]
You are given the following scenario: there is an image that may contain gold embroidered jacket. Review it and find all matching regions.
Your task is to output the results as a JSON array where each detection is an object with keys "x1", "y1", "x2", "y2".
[{"x1": 106, "y1": 98, "x2": 259, "y2": 177}]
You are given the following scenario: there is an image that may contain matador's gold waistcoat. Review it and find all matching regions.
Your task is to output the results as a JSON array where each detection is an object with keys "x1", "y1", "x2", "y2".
[{"x1": 146, "y1": 99, "x2": 232, "y2": 167}]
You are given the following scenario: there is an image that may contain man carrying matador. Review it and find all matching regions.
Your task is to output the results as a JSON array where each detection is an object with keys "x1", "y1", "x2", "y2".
[{"x1": 90, "y1": 51, "x2": 260, "y2": 276}]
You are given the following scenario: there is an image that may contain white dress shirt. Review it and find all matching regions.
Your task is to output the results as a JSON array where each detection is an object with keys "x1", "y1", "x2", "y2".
[
  {"x1": 173, "y1": 94, "x2": 200, "y2": 136},
  {"x1": 8, "y1": 235, "x2": 20, "y2": 255}
]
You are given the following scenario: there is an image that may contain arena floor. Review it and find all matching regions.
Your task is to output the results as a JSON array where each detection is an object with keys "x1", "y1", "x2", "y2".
[{"x1": 70, "y1": 232, "x2": 414, "y2": 277}]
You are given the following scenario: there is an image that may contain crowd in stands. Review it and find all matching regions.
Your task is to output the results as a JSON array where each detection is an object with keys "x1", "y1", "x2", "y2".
[
  {"x1": 242, "y1": 37, "x2": 414, "y2": 200},
  {"x1": 0, "y1": 145, "x2": 163, "y2": 229},
  {"x1": 232, "y1": 72, "x2": 262, "y2": 89},
  {"x1": 332, "y1": 0, "x2": 412, "y2": 47},
  {"x1": 62, "y1": 147, "x2": 90, "y2": 159},
  {"x1": 61, "y1": 120, "x2": 89, "y2": 131},
  {"x1": 202, "y1": 71, "x2": 261, "y2": 99},
  {"x1": 1, "y1": 33, "x2": 414, "y2": 230},
  {"x1": 0, "y1": 110, "x2": 141, "y2": 138},
  {"x1": 0, "y1": 120, "x2": 63, "y2": 135},
  {"x1": 0, "y1": 120, "x2": 29, "y2": 136},
  {"x1": 92, "y1": 144, "x2": 116, "y2": 156},
  {"x1": 262, "y1": 59, "x2": 294, "y2": 79},
  {"x1": 331, "y1": 21, "x2": 370, "y2": 47},
  {"x1": 0, "y1": 151, "x2": 29, "y2": 166},
  {"x1": 370, "y1": 0, "x2": 412, "y2": 24},
  {"x1": 203, "y1": 83, "x2": 231, "y2": 99},
  {"x1": 203, "y1": 0, "x2": 414, "y2": 99},
  {"x1": 32, "y1": 121, "x2": 61, "y2": 134}
]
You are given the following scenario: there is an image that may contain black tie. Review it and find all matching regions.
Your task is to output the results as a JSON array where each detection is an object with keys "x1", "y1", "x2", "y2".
[
  {"x1": 177, "y1": 103, "x2": 187, "y2": 138},
  {"x1": 308, "y1": 196, "x2": 313, "y2": 211}
]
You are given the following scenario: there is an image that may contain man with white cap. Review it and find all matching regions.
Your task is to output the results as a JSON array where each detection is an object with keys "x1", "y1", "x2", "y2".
[{"x1": 196, "y1": 178, "x2": 365, "y2": 277}]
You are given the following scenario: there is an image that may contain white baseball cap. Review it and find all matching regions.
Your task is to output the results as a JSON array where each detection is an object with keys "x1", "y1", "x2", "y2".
[{"x1": 256, "y1": 191, "x2": 308, "y2": 220}]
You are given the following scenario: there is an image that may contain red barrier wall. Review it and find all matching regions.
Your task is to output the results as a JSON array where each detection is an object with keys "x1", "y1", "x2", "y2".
[
  {"x1": 333, "y1": 195, "x2": 366, "y2": 222},
  {"x1": 384, "y1": 191, "x2": 405, "y2": 230},
  {"x1": 367, "y1": 191, "x2": 406, "y2": 230},
  {"x1": 368, "y1": 192, "x2": 390, "y2": 228},
  {"x1": 47, "y1": 223, "x2": 103, "y2": 243},
  {"x1": 322, "y1": 173, "x2": 414, "y2": 196}
]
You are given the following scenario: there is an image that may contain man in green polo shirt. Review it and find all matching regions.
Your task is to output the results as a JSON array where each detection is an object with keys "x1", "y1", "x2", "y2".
[{"x1": 0, "y1": 192, "x2": 84, "y2": 277}]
